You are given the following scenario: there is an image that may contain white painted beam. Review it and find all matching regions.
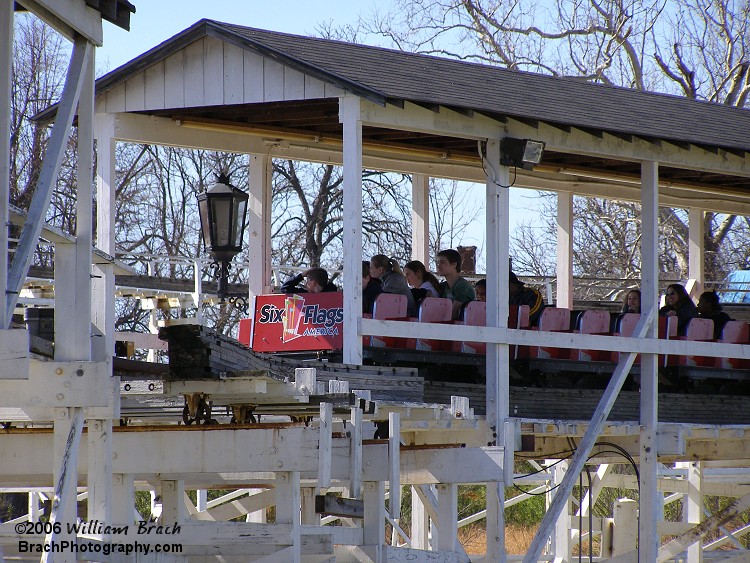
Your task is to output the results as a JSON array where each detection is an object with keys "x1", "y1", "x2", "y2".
[
  {"x1": 411, "y1": 174, "x2": 430, "y2": 262},
  {"x1": 556, "y1": 191, "x2": 574, "y2": 309},
  {"x1": 340, "y1": 96, "x2": 363, "y2": 365},
  {"x1": 0, "y1": 2, "x2": 12, "y2": 329},
  {"x1": 248, "y1": 154, "x2": 273, "y2": 297},
  {"x1": 0, "y1": 329, "x2": 30, "y2": 379},
  {"x1": 688, "y1": 207, "x2": 705, "y2": 295},
  {"x1": 640, "y1": 161, "x2": 660, "y2": 563}
]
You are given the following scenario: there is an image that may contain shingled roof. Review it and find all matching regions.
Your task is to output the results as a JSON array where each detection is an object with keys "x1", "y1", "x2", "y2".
[{"x1": 93, "y1": 18, "x2": 750, "y2": 155}]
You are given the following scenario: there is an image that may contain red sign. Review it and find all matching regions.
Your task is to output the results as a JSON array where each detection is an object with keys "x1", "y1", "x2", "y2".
[{"x1": 239, "y1": 292, "x2": 344, "y2": 352}]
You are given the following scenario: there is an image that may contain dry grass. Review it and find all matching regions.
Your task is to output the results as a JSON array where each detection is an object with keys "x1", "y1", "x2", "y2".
[{"x1": 459, "y1": 524, "x2": 538, "y2": 555}]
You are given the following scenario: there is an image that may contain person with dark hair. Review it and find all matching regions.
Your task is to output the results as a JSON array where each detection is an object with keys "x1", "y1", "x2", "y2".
[
  {"x1": 362, "y1": 260, "x2": 383, "y2": 315},
  {"x1": 622, "y1": 289, "x2": 641, "y2": 313},
  {"x1": 474, "y1": 279, "x2": 486, "y2": 302},
  {"x1": 509, "y1": 271, "x2": 545, "y2": 325},
  {"x1": 697, "y1": 290, "x2": 732, "y2": 339},
  {"x1": 404, "y1": 260, "x2": 440, "y2": 301},
  {"x1": 436, "y1": 249, "x2": 475, "y2": 320},
  {"x1": 659, "y1": 283, "x2": 697, "y2": 336},
  {"x1": 370, "y1": 255, "x2": 416, "y2": 316},
  {"x1": 280, "y1": 267, "x2": 338, "y2": 294}
]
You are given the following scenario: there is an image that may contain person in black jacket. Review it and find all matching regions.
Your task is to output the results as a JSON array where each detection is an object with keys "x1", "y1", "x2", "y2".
[
  {"x1": 362, "y1": 260, "x2": 383, "y2": 315},
  {"x1": 280, "y1": 267, "x2": 338, "y2": 294},
  {"x1": 659, "y1": 283, "x2": 697, "y2": 336},
  {"x1": 697, "y1": 290, "x2": 732, "y2": 339},
  {"x1": 509, "y1": 271, "x2": 545, "y2": 326}
]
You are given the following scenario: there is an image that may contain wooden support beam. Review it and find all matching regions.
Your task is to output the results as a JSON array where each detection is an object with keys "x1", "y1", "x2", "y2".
[
  {"x1": 315, "y1": 494, "x2": 364, "y2": 519},
  {"x1": 318, "y1": 402, "x2": 332, "y2": 489},
  {"x1": 389, "y1": 412, "x2": 401, "y2": 520}
]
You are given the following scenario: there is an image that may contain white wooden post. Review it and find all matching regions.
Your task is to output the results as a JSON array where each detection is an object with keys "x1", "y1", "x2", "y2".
[
  {"x1": 436, "y1": 484, "x2": 458, "y2": 553},
  {"x1": 111, "y1": 473, "x2": 135, "y2": 523},
  {"x1": 688, "y1": 207, "x2": 705, "y2": 296},
  {"x1": 248, "y1": 153, "x2": 272, "y2": 297},
  {"x1": 340, "y1": 96, "x2": 363, "y2": 365},
  {"x1": 275, "y1": 472, "x2": 301, "y2": 563},
  {"x1": 484, "y1": 137, "x2": 509, "y2": 563},
  {"x1": 550, "y1": 459, "x2": 571, "y2": 561},
  {"x1": 87, "y1": 419, "x2": 112, "y2": 527},
  {"x1": 161, "y1": 480, "x2": 187, "y2": 524},
  {"x1": 411, "y1": 173, "x2": 430, "y2": 263},
  {"x1": 612, "y1": 498, "x2": 638, "y2": 556},
  {"x1": 686, "y1": 462, "x2": 703, "y2": 563},
  {"x1": 193, "y1": 259, "x2": 204, "y2": 325},
  {"x1": 147, "y1": 261, "x2": 159, "y2": 362},
  {"x1": 388, "y1": 412, "x2": 401, "y2": 520},
  {"x1": 556, "y1": 191, "x2": 574, "y2": 309},
  {"x1": 348, "y1": 406, "x2": 363, "y2": 500},
  {"x1": 639, "y1": 160, "x2": 660, "y2": 562},
  {"x1": 246, "y1": 488, "x2": 267, "y2": 523},
  {"x1": 363, "y1": 481, "x2": 386, "y2": 547},
  {"x1": 411, "y1": 486, "x2": 430, "y2": 550},
  {"x1": 301, "y1": 487, "x2": 319, "y2": 525},
  {"x1": 93, "y1": 114, "x2": 117, "y2": 362},
  {"x1": 0, "y1": 2, "x2": 12, "y2": 329},
  {"x1": 318, "y1": 402, "x2": 332, "y2": 489},
  {"x1": 46, "y1": 407, "x2": 83, "y2": 563}
]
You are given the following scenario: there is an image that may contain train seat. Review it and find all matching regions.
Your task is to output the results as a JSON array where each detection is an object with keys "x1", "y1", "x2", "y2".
[
  {"x1": 415, "y1": 297, "x2": 454, "y2": 351},
  {"x1": 571, "y1": 309, "x2": 611, "y2": 361},
  {"x1": 671, "y1": 317, "x2": 715, "y2": 367},
  {"x1": 716, "y1": 320, "x2": 750, "y2": 369},
  {"x1": 523, "y1": 307, "x2": 571, "y2": 359},
  {"x1": 368, "y1": 293, "x2": 409, "y2": 348},
  {"x1": 612, "y1": 313, "x2": 641, "y2": 363}
]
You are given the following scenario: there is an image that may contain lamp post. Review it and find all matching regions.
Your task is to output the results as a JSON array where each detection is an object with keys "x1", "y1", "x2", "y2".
[{"x1": 196, "y1": 173, "x2": 250, "y2": 312}]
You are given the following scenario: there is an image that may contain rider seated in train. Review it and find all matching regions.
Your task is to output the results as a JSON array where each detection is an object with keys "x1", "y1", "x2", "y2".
[
  {"x1": 659, "y1": 283, "x2": 697, "y2": 336},
  {"x1": 509, "y1": 271, "x2": 545, "y2": 326},
  {"x1": 436, "y1": 248, "x2": 475, "y2": 320},
  {"x1": 362, "y1": 260, "x2": 383, "y2": 315},
  {"x1": 697, "y1": 290, "x2": 732, "y2": 339},
  {"x1": 280, "y1": 267, "x2": 338, "y2": 294},
  {"x1": 369, "y1": 255, "x2": 417, "y2": 316}
]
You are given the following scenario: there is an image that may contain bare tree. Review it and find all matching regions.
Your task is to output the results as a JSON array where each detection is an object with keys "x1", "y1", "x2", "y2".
[{"x1": 360, "y1": 0, "x2": 750, "y2": 283}]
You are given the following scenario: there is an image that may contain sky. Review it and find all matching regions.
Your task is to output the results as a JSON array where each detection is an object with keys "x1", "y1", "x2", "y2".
[{"x1": 94, "y1": 0, "x2": 539, "y2": 271}]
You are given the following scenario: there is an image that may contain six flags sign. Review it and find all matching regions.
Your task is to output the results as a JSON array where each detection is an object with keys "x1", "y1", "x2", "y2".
[{"x1": 239, "y1": 292, "x2": 345, "y2": 352}]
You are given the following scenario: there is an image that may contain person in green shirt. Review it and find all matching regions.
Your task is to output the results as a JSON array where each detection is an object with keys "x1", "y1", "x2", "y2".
[{"x1": 436, "y1": 249, "x2": 475, "y2": 320}]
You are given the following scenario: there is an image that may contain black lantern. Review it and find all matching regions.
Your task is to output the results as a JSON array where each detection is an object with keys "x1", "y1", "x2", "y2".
[
  {"x1": 499, "y1": 138, "x2": 546, "y2": 170},
  {"x1": 197, "y1": 173, "x2": 249, "y2": 310}
]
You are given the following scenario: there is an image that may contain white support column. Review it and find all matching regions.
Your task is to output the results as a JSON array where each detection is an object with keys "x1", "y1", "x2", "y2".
[
  {"x1": 340, "y1": 96, "x2": 363, "y2": 365},
  {"x1": 484, "y1": 138, "x2": 509, "y2": 563},
  {"x1": 550, "y1": 460, "x2": 571, "y2": 561},
  {"x1": 686, "y1": 462, "x2": 703, "y2": 563},
  {"x1": 301, "y1": 487, "x2": 319, "y2": 525},
  {"x1": 275, "y1": 472, "x2": 301, "y2": 563},
  {"x1": 0, "y1": 2, "x2": 12, "y2": 329},
  {"x1": 348, "y1": 406, "x2": 363, "y2": 500},
  {"x1": 363, "y1": 481, "x2": 386, "y2": 547},
  {"x1": 112, "y1": 474, "x2": 135, "y2": 523},
  {"x1": 556, "y1": 191, "x2": 574, "y2": 309},
  {"x1": 436, "y1": 484, "x2": 458, "y2": 553},
  {"x1": 688, "y1": 207, "x2": 705, "y2": 296},
  {"x1": 56, "y1": 42, "x2": 95, "y2": 361},
  {"x1": 47, "y1": 407, "x2": 83, "y2": 563},
  {"x1": 388, "y1": 412, "x2": 401, "y2": 521},
  {"x1": 161, "y1": 480, "x2": 187, "y2": 524},
  {"x1": 92, "y1": 114, "x2": 117, "y2": 363},
  {"x1": 87, "y1": 419, "x2": 112, "y2": 527},
  {"x1": 639, "y1": 160, "x2": 660, "y2": 563},
  {"x1": 193, "y1": 259, "x2": 204, "y2": 325},
  {"x1": 411, "y1": 486, "x2": 430, "y2": 550},
  {"x1": 246, "y1": 489, "x2": 267, "y2": 523},
  {"x1": 248, "y1": 153, "x2": 272, "y2": 297},
  {"x1": 411, "y1": 173, "x2": 430, "y2": 262}
]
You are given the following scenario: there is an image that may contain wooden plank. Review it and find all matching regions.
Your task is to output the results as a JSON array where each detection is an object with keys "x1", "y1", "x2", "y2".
[
  {"x1": 243, "y1": 51, "x2": 264, "y2": 102},
  {"x1": 263, "y1": 58, "x2": 285, "y2": 102},
  {"x1": 143, "y1": 60, "x2": 165, "y2": 110},
  {"x1": 223, "y1": 42, "x2": 245, "y2": 105},
  {"x1": 204, "y1": 36, "x2": 224, "y2": 106},
  {"x1": 0, "y1": 329, "x2": 29, "y2": 379},
  {"x1": 164, "y1": 50, "x2": 185, "y2": 107},
  {"x1": 123, "y1": 70, "x2": 145, "y2": 112},
  {"x1": 318, "y1": 403, "x2": 333, "y2": 488},
  {"x1": 183, "y1": 38, "x2": 205, "y2": 107}
]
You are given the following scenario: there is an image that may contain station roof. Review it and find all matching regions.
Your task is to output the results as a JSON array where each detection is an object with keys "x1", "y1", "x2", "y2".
[{"x1": 42, "y1": 18, "x2": 750, "y2": 202}]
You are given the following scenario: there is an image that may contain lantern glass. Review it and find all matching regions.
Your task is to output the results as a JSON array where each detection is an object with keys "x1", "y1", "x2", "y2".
[{"x1": 196, "y1": 174, "x2": 249, "y2": 260}]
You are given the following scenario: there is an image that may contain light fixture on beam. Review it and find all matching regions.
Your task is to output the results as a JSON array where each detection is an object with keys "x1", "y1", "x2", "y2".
[{"x1": 500, "y1": 137, "x2": 546, "y2": 170}]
